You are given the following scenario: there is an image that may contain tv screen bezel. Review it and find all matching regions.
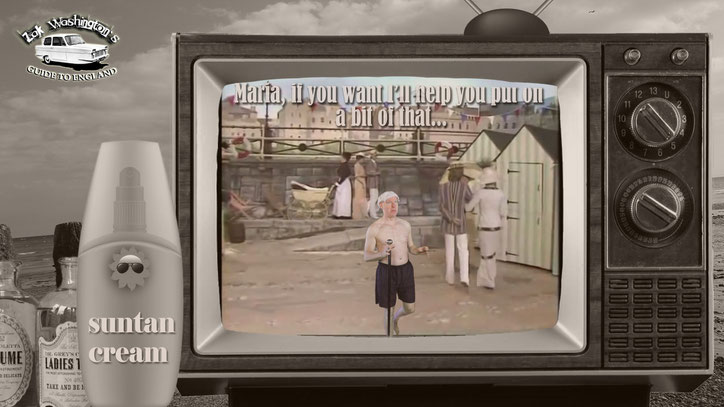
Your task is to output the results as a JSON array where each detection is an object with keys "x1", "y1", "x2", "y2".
[{"x1": 193, "y1": 59, "x2": 586, "y2": 355}]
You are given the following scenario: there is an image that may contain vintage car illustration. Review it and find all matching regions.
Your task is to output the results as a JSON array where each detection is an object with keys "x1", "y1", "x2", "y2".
[{"x1": 34, "y1": 34, "x2": 109, "y2": 65}]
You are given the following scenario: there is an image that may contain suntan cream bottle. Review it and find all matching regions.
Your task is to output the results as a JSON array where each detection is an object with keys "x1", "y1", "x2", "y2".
[{"x1": 77, "y1": 141, "x2": 182, "y2": 407}]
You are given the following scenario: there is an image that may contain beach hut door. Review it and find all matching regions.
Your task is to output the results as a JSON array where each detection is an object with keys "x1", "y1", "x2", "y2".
[{"x1": 505, "y1": 162, "x2": 544, "y2": 268}]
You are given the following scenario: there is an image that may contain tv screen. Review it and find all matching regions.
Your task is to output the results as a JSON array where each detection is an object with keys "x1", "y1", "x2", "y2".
[
  {"x1": 186, "y1": 55, "x2": 587, "y2": 355},
  {"x1": 218, "y1": 76, "x2": 562, "y2": 337}
]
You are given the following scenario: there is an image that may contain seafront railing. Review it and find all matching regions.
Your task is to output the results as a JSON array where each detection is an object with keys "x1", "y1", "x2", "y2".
[{"x1": 221, "y1": 125, "x2": 477, "y2": 160}]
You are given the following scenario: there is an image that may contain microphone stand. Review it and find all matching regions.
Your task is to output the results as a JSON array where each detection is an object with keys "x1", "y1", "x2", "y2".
[{"x1": 386, "y1": 238, "x2": 393, "y2": 337}]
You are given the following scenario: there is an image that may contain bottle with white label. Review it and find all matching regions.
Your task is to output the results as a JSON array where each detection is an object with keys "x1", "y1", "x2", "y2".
[
  {"x1": 37, "y1": 255, "x2": 89, "y2": 407},
  {"x1": 0, "y1": 224, "x2": 38, "y2": 407},
  {"x1": 77, "y1": 141, "x2": 182, "y2": 407}
]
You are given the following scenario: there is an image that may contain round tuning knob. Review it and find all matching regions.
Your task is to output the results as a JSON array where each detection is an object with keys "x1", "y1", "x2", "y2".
[
  {"x1": 614, "y1": 169, "x2": 692, "y2": 248},
  {"x1": 630, "y1": 183, "x2": 682, "y2": 234},
  {"x1": 630, "y1": 97, "x2": 682, "y2": 148},
  {"x1": 614, "y1": 82, "x2": 693, "y2": 161}
]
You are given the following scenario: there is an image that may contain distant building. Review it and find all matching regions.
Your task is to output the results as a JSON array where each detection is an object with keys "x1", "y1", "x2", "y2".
[
  {"x1": 277, "y1": 101, "x2": 344, "y2": 140},
  {"x1": 220, "y1": 103, "x2": 262, "y2": 140},
  {"x1": 426, "y1": 106, "x2": 489, "y2": 143},
  {"x1": 483, "y1": 100, "x2": 559, "y2": 133}
]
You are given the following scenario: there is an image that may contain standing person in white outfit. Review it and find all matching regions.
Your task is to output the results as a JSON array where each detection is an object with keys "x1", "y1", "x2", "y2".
[
  {"x1": 439, "y1": 163, "x2": 473, "y2": 286},
  {"x1": 352, "y1": 154, "x2": 368, "y2": 220},
  {"x1": 365, "y1": 151, "x2": 381, "y2": 219},
  {"x1": 332, "y1": 152, "x2": 353, "y2": 219},
  {"x1": 465, "y1": 166, "x2": 506, "y2": 289}
]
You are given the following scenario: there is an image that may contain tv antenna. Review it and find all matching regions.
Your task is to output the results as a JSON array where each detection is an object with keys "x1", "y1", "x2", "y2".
[
  {"x1": 464, "y1": 0, "x2": 553, "y2": 16},
  {"x1": 463, "y1": 0, "x2": 553, "y2": 36},
  {"x1": 533, "y1": 0, "x2": 554, "y2": 16}
]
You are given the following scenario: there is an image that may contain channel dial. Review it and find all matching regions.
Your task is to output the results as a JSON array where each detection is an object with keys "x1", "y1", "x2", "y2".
[{"x1": 614, "y1": 82, "x2": 693, "y2": 161}]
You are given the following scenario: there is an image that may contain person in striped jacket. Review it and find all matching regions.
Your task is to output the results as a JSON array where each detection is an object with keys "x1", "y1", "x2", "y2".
[{"x1": 439, "y1": 162, "x2": 473, "y2": 286}]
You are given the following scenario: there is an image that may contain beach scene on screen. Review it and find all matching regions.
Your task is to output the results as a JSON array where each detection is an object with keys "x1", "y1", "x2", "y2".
[{"x1": 218, "y1": 76, "x2": 561, "y2": 336}]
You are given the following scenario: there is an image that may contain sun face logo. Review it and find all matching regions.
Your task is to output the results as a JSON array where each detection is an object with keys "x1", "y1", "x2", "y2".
[{"x1": 108, "y1": 247, "x2": 149, "y2": 291}]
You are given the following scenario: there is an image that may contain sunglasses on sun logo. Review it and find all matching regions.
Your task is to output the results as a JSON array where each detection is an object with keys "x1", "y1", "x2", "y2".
[{"x1": 116, "y1": 262, "x2": 144, "y2": 274}]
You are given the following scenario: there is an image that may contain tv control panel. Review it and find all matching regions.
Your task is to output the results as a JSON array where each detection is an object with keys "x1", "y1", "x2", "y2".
[
  {"x1": 606, "y1": 47, "x2": 705, "y2": 268},
  {"x1": 604, "y1": 42, "x2": 708, "y2": 370}
]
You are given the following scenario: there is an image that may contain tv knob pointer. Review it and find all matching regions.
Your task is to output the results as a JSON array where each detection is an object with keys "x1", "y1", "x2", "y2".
[{"x1": 630, "y1": 183, "x2": 682, "y2": 234}]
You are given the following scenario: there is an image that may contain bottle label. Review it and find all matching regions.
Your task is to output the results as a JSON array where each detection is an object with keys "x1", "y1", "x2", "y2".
[
  {"x1": 39, "y1": 321, "x2": 89, "y2": 407},
  {"x1": 0, "y1": 314, "x2": 32, "y2": 407}
]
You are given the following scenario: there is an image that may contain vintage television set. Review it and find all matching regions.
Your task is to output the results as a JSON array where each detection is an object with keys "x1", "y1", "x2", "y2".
[{"x1": 173, "y1": 30, "x2": 711, "y2": 405}]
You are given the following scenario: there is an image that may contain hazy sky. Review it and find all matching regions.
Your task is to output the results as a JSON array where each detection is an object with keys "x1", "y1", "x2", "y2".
[{"x1": 1, "y1": 0, "x2": 722, "y2": 237}]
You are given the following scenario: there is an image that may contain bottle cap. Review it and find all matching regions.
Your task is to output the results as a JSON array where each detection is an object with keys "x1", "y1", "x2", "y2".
[
  {"x1": 0, "y1": 224, "x2": 17, "y2": 261},
  {"x1": 53, "y1": 222, "x2": 82, "y2": 286},
  {"x1": 79, "y1": 141, "x2": 180, "y2": 252}
]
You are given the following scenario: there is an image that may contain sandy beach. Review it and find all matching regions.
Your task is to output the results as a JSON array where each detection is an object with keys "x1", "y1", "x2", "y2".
[{"x1": 221, "y1": 238, "x2": 558, "y2": 337}]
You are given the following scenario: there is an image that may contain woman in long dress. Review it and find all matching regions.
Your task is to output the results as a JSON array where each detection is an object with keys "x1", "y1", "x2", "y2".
[
  {"x1": 352, "y1": 154, "x2": 368, "y2": 219},
  {"x1": 332, "y1": 152, "x2": 353, "y2": 219}
]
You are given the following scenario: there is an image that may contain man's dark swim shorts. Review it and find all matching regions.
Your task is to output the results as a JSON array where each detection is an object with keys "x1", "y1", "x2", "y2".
[{"x1": 375, "y1": 261, "x2": 415, "y2": 308}]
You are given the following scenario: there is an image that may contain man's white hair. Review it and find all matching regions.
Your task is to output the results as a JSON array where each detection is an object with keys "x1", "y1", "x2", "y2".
[{"x1": 377, "y1": 191, "x2": 399, "y2": 207}]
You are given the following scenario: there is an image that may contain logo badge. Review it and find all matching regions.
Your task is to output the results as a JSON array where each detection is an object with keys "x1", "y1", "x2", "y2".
[
  {"x1": 18, "y1": 14, "x2": 119, "y2": 82},
  {"x1": 108, "y1": 247, "x2": 149, "y2": 291}
]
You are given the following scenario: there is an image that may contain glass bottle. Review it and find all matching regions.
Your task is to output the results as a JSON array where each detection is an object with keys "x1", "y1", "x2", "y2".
[
  {"x1": 0, "y1": 259, "x2": 38, "y2": 407},
  {"x1": 37, "y1": 257, "x2": 88, "y2": 407}
]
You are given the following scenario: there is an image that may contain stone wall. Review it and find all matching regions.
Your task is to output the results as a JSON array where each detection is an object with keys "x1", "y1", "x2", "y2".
[
  {"x1": 239, "y1": 217, "x2": 445, "y2": 249},
  {"x1": 222, "y1": 158, "x2": 447, "y2": 218}
]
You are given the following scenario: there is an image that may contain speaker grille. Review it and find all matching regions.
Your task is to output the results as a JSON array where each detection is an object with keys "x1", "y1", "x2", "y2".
[{"x1": 603, "y1": 273, "x2": 707, "y2": 369}]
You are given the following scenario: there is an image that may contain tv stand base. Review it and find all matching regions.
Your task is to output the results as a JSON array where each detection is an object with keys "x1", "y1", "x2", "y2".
[{"x1": 227, "y1": 384, "x2": 650, "y2": 407}]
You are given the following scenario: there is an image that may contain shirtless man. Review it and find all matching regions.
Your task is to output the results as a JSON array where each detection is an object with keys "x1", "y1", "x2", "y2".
[{"x1": 364, "y1": 191, "x2": 429, "y2": 335}]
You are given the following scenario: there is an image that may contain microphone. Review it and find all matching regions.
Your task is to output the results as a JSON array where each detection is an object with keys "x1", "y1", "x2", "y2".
[
  {"x1": 385, "y1": 239, "x2": 393, "y2": 254},
  {"x1": 385, "y1": 238, "x2": 394, "y2": 336}
]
